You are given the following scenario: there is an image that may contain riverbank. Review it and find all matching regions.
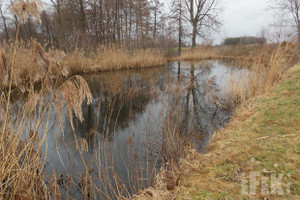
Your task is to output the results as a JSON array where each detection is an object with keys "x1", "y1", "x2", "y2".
[
  {"x1": 136, "y1": 63, "x2": 300, "y2": 199},
  {"x1": 0, "y1": 42, "x2": 167, "y2": 90},
  {"x1": 0, "y1": 41, "x2": 262, "y2": 90},
  {"x1": 64, "y1": 45, "x2": 167, "y2": 73},
  {"x1": 176, "y1": 63, "x2": 300, "y2": 199},
  {"x1": 1, "y1": 41, "x2": 299, "y2": 199},
  {"x1": 173, "y1": 44, "x2": 263, "y2": 62}
]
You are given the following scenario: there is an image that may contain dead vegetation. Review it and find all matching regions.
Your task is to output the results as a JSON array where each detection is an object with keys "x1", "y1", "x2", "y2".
[
  {"x1": 0, "y1": 73, "x2": 93, "y2": 199},
  {"x1": 174, "y1": 64, "x2": 300, "y2": 199},
  {"x1": 228, "y1": 42, "x2": 299, "y2": 104},
  {"x1": 64, "y1": 45, "x2": 167, "y2": 73},
  {"x1": 176, "y1": 44, "x2": 263, "y2": 61},
  {"x1": 0, "y1": 1, "x2": 93, "y2": 197},
  {"x1": 0, "y1": 40, "x2": 68, "y2": 91},
  {"x1": 134, "y1": 43, "x2": 300, "y2": 200},
  {"x1": 0, "y1": 42, "x2": 167, "y2": 89}
]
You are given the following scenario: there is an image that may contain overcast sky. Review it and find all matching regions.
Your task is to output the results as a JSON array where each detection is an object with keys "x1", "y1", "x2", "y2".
[
  {"x1": 165, "y1": 0, "x2": 274, "y2": 44},
  {"x1": 218, "y1": 0, "x2": 273, "y2": 43}
]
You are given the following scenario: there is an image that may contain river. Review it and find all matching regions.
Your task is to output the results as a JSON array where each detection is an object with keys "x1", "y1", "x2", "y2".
[{"x1": 14, "y1": 60, "x2": 246, "y2": 199}]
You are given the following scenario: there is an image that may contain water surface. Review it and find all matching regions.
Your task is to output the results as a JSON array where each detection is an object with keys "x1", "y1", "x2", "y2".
[{"x1": 16, "y1": 60, "x2": 245, "y2": 199}]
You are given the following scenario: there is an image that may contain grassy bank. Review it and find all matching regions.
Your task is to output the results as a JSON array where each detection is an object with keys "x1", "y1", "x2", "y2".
[{"x1": 174, "y1": 64, "x2": 300, "y2": 199}]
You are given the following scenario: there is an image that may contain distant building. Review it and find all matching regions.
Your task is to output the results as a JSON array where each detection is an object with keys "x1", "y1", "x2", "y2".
[{"x1": 223, "y1": 36, "x2": 266, "y2": 45}]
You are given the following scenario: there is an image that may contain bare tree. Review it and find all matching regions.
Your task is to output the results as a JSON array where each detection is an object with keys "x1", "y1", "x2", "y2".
[
  {"x1": 257, "y1": 26, "x2": 268, "y2": 45},
  {"x1": 269, "y1": 18, "x2": 291, "y2": 43},
  {"x1": 183, "y1": 0, "x2": 221, "y2": 47},
  {"x1": 170, "y1": 0, "x2": 185, "y2": 55},
  {"x1": 150, "y1": 0, "x2": 164, "y2": 46},
  {"x1": 272, "y1": 0, "x2": 300, "y2": 42},
  {"x1": 50, "y1": 0, "x2": 63, "y2": 48},
  {"x1": 0, "y1": 0, "x2": 179, "y2": 50},
  {"x1": 0, "y1": 3, "x2": 9, "y2": 41}
]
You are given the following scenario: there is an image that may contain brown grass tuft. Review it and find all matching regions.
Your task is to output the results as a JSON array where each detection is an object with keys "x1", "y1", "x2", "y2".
[
  {"x1": 64, "y1": 45, "x2": 167, "y2": 73},
  {"x1": 0, "y1": 40, "x2": 69, "y2": 91},
  {"x1": 11, "y1": 0, "x2": 43, "y2": 23},
  {"x1": 0, "y1": 42, "x2": 92, "y2": 200},
  {"x1": 57, "y1": 75, "x2": 92, "y2": 130}
]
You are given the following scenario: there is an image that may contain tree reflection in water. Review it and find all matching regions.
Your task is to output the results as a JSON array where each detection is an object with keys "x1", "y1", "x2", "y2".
[{"x1": 13, "y1": 61, "x2": 242, "y2": 199}]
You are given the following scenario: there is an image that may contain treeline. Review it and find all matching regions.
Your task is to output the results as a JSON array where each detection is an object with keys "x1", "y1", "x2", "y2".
[
  {"x1": 0, "y1": 0, "x2": 178, "y2": 50},
  {"x1": 1, "y1": 0, "x2": 225, "y2": 52},
  {"x1": 223, "y1": 36, "x2": 266, "y2": 45}
]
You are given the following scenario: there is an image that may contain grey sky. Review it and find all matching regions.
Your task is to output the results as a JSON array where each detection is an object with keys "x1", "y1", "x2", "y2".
[
  {"x1": 164, "y1": 0, "x2": 274, "y2": 44},
  {"x1": 218, "y1": 0, "x2": 273, "y2": 42}
]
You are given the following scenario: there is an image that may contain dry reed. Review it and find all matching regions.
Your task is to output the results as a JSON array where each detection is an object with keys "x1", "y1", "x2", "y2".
[
  {"x1": 0, "y1": 42, "x2": 166, "y2": 90},
  {"x1": 177, "y1": 44, "x2": 263, "y2": 61},
  {"x1": 0, "y1": 73, "x2": 92, "y2": 200},
  {"x1": 0, "y1": 0, "x2": 169, "y2": 199},
  {"x1": 228, "y1": 42, "x2": 299, "y2": 104},
  {"x1": 0, "y1": 40, "x2": 69, "y2": 91},
  {"x1": 64, "y1": 45, "x2": 167, "y2": 73},
  {"x1": 0, "y1": 1, "x2": 93, "y2": 197}
]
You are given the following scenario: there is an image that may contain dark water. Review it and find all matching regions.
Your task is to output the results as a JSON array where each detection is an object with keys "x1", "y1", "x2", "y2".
[{"x1": 15, "y1": 60, "x2": 246, "y2": 199}]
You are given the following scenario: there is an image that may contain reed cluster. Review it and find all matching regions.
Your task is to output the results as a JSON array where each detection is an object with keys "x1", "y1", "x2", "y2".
[
  {"x1": 0, "y1": 2, "x2": 93, "y2": 194},
  {"x1": 0, "y1": 64, "x2": 92, "y2": 199},
  {"x1": 64, "y1": 45, "x2": 167, "y2": 73},
  {"x1": 0, "y1": 41, "x2": 167, "y2": 90},
  {"x1": 228, "y1": 42, "x2": 299, "y2": 103},
  {"x1": 0, "y1": 41, "x2": 69, "y2": 91}
]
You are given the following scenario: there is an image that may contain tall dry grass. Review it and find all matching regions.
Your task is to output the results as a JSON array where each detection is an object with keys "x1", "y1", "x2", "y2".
[
  {"x1": 0, "y1": 1, "x2": 93, "y2": 198},
  {"x1": 177, "y1": 44, "x2": 263, "y2": 61},
  {"x1": 177, "y1": 46, "x2": 219, "y2": 61},
  {"x1": 0, "y1": 47, "x2": 181, "y2": 199},
  {"x1": 228, "y1": 42, "x2": 299, "y2": 104},
  {"x1": 0, "y1": 42, "x2": 167, "y2": 89},
  {"x1": 64, "y1": 45, "x2": 167, "y2": 73},
  {"x1": 0, "y1": 40, "x2": 69, "y2": 91},
  {"x1": 0, "y1": 75, "x2": 92, "y2": 199},
  {"x1": 0, "y1": 39, "x2": 92, "y2": 199}
]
